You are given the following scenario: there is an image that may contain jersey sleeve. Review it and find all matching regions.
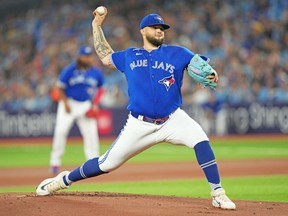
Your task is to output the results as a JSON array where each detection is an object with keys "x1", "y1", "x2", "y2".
[
  {"x1": 57, "y1": 65, "x2": 72, "y2": 88},
  {"x1": 180, "y1": 47, "x2": 194, "y2": 67},
  {"x1": 111, "y1": 50, "x2": 127, "y2": 73}
]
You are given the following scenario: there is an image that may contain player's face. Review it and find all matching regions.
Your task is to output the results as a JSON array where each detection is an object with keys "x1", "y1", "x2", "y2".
[
  {"x1": 145, "y1": 25, "x2": 165, "y2": 47},
  {"x1": 77, "y1": 55, "x2": 93, "y2": 68}
]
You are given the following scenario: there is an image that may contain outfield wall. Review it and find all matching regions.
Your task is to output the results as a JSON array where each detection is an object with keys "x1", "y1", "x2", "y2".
[
  {"x1": 0, "y1": 108, "x2": 129, "y2": 139},
  {"x1": 183, "y1": 103, "x2": 288, "y2": 135},
  {"x1": 0, "y1": 103, "x2": 287, "y2": 138}
]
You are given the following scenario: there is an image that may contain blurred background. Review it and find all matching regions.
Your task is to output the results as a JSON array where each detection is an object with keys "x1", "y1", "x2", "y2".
[{"x1": 0, "y1": 0, "x2": 287, "y2": 138}]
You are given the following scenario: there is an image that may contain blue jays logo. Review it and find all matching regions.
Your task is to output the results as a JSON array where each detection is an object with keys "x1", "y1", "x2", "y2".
[
  {"x1": 158, "y1": 75, "x2": 175, "y2": 91},
  {"x1": 156, "y1": 16, "x2": 163, "y2": 21}
]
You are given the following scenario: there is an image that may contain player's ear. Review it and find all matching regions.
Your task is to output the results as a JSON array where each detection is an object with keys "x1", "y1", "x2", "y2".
[{"x1": 140, "y1": 28, "x2": 145, "y2": 36}]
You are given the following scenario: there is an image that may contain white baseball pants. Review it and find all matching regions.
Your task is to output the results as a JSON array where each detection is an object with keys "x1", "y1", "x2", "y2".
[
  {"x1": 50, "y1": 99, "x2": 100, "y2": 166},
  {"x1": 98, "y1": 108, "x2": 208, "y2": 172}
]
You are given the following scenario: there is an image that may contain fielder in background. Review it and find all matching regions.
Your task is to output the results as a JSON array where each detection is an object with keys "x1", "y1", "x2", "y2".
[
  {"x1": 37, "y1": 7, "x2": 236, "y2": 210},
  {"x1": 49, "y1": 45, "x2": 105, "y2": 174}
]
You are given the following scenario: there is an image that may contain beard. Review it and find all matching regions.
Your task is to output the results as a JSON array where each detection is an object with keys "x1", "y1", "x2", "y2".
[
  {"x1": 76, "y1": 59, "x2": 92, "y2": 69},
  {"x1": 146, "y1": 34, "x2": 165, "y2": 47}
]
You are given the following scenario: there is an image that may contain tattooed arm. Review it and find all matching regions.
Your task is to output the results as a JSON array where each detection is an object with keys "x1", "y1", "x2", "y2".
[{"x1": 92, "y1": 7, "x2": 115, "y2": 69}]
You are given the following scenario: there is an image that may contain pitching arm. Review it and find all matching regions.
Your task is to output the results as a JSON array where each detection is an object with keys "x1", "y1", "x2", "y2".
[{"x1": 92, "y1": 7, "x2": 115, "y2": 69}]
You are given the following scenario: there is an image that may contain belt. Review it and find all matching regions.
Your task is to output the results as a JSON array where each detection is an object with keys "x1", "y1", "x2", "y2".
[{"x1": 131, "y1": 112, "x2": 171, "y2": 125}]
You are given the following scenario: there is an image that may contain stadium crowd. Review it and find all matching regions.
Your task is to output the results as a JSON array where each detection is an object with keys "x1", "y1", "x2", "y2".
[{"x1": 0, "y1": 0, "x2": 288, "y2": 113}]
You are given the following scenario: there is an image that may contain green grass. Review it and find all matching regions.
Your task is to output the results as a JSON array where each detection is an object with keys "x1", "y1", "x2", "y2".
[
  {"x1": 0, "y1": 139, "x2": 287, "y2": 168},
  {"x1": 1, "y1": 175, "x2": 287, "y2": 202},
  {"x1": 0, "y1": 137, "x2": 287, "y2": 203}
]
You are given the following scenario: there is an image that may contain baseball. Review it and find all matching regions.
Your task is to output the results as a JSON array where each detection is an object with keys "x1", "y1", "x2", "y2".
[{"x1": 96, "y1": 6, "x2": 105, "y2": 15}]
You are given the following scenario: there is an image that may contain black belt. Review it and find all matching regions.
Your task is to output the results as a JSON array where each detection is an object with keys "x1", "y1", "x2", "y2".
[{"x1": 131, "y1": 112, "x2": 171, "y2": 125}]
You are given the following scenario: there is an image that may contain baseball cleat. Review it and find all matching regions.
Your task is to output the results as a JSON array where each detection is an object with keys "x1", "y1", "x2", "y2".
[
  {"x1": 36, "y1": 171, "x2": 70, "y2": 196},
  {"x1": 211, "y1": 188, "x2": 236, "y2": 210}
]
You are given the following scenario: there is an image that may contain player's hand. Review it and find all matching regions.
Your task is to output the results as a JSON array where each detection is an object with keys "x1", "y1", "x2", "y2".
[
  {"x1": 206, "y1": 70, "x2": 218, "y2": 83},
  {"x1": 92, "y1": 7, "x2": 107, "y2": 27},
  {"x1": 64, "y1": 102, "x2": 71, "y2": 113}
]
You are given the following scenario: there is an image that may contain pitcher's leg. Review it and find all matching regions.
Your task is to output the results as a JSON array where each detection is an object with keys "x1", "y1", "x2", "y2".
[
  {"x1": 194, "y1": 141, "x2": 221, "y2": 190},
  {"x1": 161, "y1": 109, "x2": 209, "y2": 146},
  {"x1": 193, "y1": 140, "x2": 235, "y2": 209},
  {"x1": 162, "y1": 109, "x2": 220, "y2": 188},
  {"x1": 66, "y1": 114, "x2": 157, "y2": 184},
  {"x1": 160, "y1": 109, "x2": 235, "y2": 209}
]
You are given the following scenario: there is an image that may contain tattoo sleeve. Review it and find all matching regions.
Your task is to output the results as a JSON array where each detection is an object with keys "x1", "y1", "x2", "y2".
[{"x1": 93, "y1": 26, "x2": 114, "y2": 60}]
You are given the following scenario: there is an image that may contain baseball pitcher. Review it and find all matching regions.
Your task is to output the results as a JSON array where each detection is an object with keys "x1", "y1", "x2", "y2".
[{"x1": 37, "y1": 7, "x2": 236, "y2": 210}]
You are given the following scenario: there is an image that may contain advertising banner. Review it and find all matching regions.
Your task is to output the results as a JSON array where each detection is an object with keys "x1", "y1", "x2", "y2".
[
  {"x1": 0, "y1": 108, "x2": 129, "y2": 138},
  {"x1": 0, "y1": 103, "x2": 287, "y2": 139},
  {"x1": 227, "y1": 103, "x2": 288, "y2": 134}
]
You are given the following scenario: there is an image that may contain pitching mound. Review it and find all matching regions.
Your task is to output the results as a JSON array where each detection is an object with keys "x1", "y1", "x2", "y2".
[{"x1": 1, "y1": 192, "x2": 288, "y2": 216}]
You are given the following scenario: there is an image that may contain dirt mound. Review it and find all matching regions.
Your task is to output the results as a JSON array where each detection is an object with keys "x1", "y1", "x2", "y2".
[{"x1": 1, "y1": 192, "x2": 287, "y2": 216}]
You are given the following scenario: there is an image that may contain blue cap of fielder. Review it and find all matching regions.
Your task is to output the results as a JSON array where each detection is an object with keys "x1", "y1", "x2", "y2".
[
  {"x1": 140, "y1": 14, "x2": 170, "y2": 30},
  {"x1": 79, "y1": 46, "x2": 93, "y2": 56}
]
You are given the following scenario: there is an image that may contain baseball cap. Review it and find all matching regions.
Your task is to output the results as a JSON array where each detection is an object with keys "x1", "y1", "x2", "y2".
[
  {"x1": 79, "y1": 46, "x2": 93, "y2": 56},
  {"x1": 140, "y1": 14, "x2": 170, "y2": 30}
]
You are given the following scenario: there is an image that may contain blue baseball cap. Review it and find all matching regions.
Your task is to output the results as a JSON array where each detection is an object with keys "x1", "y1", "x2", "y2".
[
  {"x1": 79, "y1": 46, "x2": 93, "y2": 56},
  {"x1": 140, "y1": 14, "x2": 170, "y2": 30}
]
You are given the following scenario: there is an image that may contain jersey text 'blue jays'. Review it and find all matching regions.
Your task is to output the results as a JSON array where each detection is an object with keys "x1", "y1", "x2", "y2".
[
  {"x1": 112, "y1": 44, "x2": 194, "y2": 118},
  {"x1": 57, "y1": 62, "x2": 104, "y2": 102}
]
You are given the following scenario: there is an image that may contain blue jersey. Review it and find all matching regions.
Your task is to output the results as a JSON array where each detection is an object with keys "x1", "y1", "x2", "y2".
[
  {"x1": 111, "y1": 44, "x2": 194, "y2": 118},
  {"x1": 57, "y1": 62, "x2": 104, "y2": 102}
]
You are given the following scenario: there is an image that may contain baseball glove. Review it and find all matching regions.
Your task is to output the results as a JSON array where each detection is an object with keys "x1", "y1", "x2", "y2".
[{"x1": 187, "y1": 54, "x2": 218, "y2": 89}]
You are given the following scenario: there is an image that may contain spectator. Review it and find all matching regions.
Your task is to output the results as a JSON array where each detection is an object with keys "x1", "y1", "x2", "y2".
[{"x1": 0, "y1": 0, "x2": 287, "y2": 112}]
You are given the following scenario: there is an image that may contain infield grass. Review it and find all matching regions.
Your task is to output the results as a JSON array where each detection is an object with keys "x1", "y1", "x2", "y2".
[
  {"x1": 0, "y1": 136, "x2": 287, "y2": 202},
  {"x1": 0, "y1": 138, "x2": 287, "y2": 168},
  {"x1": 0, "y1": 175, "x2": 287, "y2": 202}
]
